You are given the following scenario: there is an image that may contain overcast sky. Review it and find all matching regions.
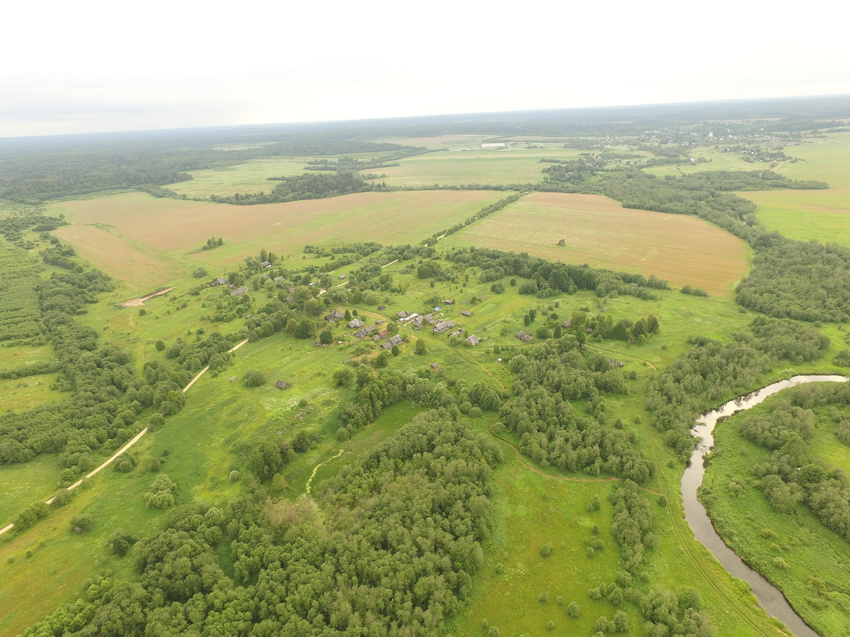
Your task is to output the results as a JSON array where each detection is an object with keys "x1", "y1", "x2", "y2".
[{"x1": 3, "y1": 0, "x2": 848, "y2": 138}]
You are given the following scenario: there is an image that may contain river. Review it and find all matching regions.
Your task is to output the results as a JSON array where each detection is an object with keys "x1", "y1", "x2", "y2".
[{"x1": 681, "y1": 374, "x2": 848, "y2": 637}]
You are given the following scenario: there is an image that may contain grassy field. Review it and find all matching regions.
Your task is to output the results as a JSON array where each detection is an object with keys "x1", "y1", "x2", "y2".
[
  {"x1": 702, "y1": 398, "x2": 850, "y2": 637},
  {"x1": 166, "y1": 156, "x2": 318, "y2": 198},
  {"x1": 379, "y1": 148, "x2": 581, "y2": 187},
  {"x1": 741, "y1": 131, "x2": 850, "y2": 246},
  {"x1": 441, "y1": 192, "x2": 750, "y2": 296}
]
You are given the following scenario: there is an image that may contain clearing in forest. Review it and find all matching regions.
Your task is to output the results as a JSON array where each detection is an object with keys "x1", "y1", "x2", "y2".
[{"x1": 442, "y1": 192, "x2": 749, "y2": 296}]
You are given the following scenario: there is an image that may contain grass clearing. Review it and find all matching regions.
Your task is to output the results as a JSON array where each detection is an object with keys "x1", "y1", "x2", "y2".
[
  {"x1": 380, "y1": 148, "x2": 581, "y2": 187},
  {"x1": 441, "y1": 192, "x2": 750, "y2": 296},
  {"x1": 166, "y1": 157, "x2": 317, "y2": 198}
]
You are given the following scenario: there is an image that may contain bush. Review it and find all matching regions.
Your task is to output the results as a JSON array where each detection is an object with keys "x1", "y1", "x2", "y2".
[
  {"x1": 539, "y1": 543, "x2": 552, "y2": 557},
  {"x1": 70, "y1": 514, "x2": 94, "y2": 534},
  {"x1": 332, "y1": 368, "x2": 353, "y2": 386},
  {"x1": 242, "y1": 369, "x2": 266, "y2": 387}
]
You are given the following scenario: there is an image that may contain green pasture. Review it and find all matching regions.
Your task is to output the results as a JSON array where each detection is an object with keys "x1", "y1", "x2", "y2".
[
  {"x1": 0, "y1": 373, "x2": 60, "y2": 414},
  {"x1": 702, "y1": 400, "x2": 850, "y2": 637},
  {"x1": 748, "y1": 188, "x2": 850, "y2": 247},
  {"x1": 166, "y1": 157, "x2": 317, "y2": 198},
  {"x1": 380, "y1": 148, "x2": 581, "y2": 187}
]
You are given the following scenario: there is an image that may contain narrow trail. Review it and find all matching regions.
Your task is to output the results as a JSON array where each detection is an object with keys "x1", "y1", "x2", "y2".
[
  {"x1": 0, "y1": 337, "x2": 251, "y2": 538},
  {"x1": 586, "y1": 343, "x2": 658, "y2": 371},
  {"x1": 381, "y1": 259, "x2": 398, "y2": 268},
  {"x1": 304, "y1": 448, "x2": 345, "y2": 495}
]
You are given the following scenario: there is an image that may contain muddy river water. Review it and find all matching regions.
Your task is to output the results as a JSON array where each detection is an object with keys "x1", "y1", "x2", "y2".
[{"x1": 681, "y1": 374, "x2": 848, "y2": 637}]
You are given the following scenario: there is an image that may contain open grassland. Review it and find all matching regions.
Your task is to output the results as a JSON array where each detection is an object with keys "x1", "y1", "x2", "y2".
[
  {"x1": 166, "y1": 156, "x2": 317, "y2": 198},
  {"x1": 744, "y1": 132, "x2": 850, "y2": 246},
  {"x1": 48, "y1": 190, "x2": 509, "y2": 283},
  {"x1": 451, "y1": 426, "x2": 780, "y2": 637},
  {"x1": 379, "y1": 148, "x2": 582, "y2": 186},
  {"x1": 748, "y1": 189, "x2": 850, "y2": 247},
  {"x1": 703, "y1": 402, "x2": 850, "y2": 637},
  {"x1": 442, "y1": 192, "x2": 749, "y2": 296},
  {"x1": 0, "y1": 374, "x2": 60, "y2": 414},
  {"x1": 0, "y1": 455, "x2": 61, "y2": 522}
]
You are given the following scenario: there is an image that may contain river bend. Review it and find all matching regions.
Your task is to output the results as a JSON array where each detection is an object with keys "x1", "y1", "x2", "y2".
[{"x1": 681, "y1": 374, "x2": 848, "y2": 637}]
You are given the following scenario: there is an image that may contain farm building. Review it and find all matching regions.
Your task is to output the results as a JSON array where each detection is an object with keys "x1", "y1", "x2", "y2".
[
  {"x1": 461, "y1": 310, "x2": 473, "y2": 317},
  {"x1": 275, "y1": 380, "x2": 290, "y2": 390},
  {"x1": 260, "y1": 261, "x2": 272, "y2": 269},
  {"x1": 444, "y1": 299, "x2": 454, "y2": 305},
  {"x1": 273, "y1": 276, "x2": 286, "y2": 283},
  {"x1": 433, "y1": 320, "x2": 456, "y2": 334},
  {"x1": 430, "y1": 362, "x2": 439, "y2": 370},
  {"x1": 561, "y1": 320, "x2": 571, "y2": 328},
  {"x1": 381, "y1": 335, "x2": 403, "y2": 350},
  {"x1": 209, "y1": 277, "x2": 227, "y2": 287},
  {"x1": 449, "y1": 328, "x2": 465, "y2": 338},
  {"x1": 397, "y1": 311, "x2": 409, "y2": 319},
  {"x1": 378, "y1": 305, "x2": 387, "y2": 311},
  {"x1": 355, "y1": 325, "x2": 377, "y2": 338},
  {"x1": 465, "y1": 334, "x2": 481, "y2": 346}
]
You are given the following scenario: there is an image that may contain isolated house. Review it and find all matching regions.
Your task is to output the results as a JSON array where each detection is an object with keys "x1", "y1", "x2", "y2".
[
  {"x1": 275, "y1": 380, "x2": 290, "y2": 390},
  {"x1": 465, "y1": 334, "x2": 481, "y2": 346},
  {"x1": 260, "y1": 261, "x2": 272, "y2": 269},
  {"x1": 461, "y1": 310, "x2": 473, "y2": 317},
  {"x1": 230, "y1": 286, "x2": 249, "y2": 296},
  {"x1": 325, "y1": 310, "x2": 344, "y2": 323},
  {"x1": 210, "y1": 277, "x2": 227, "y2": 287}
]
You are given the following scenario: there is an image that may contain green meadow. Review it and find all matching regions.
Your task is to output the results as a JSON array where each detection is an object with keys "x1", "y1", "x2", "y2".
[{"x1": 5, "y1": 113, "x2": 850, "y2": 636}]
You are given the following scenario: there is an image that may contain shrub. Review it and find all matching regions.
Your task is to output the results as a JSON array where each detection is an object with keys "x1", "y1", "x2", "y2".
[
  {"x1": 539, "y1": 543, "x2": 552, "y2": 557},
  {"x1": 70, "y1": 514, "x2": 94, "y2": 534},
  {"x1": 242, "y1": 369, "x2": 266, "y2": 387}
]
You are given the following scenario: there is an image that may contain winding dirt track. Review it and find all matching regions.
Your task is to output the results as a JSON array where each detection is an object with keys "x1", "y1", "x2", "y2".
[{"x1": 0, "y1": 338, "x2": 249, "y2": 537}]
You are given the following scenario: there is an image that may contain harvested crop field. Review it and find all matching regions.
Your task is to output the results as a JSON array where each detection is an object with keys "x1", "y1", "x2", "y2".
[
  {"x1": 49, "y1": 190, "x2": 510, "y2": 263},
  {"x1": 52, "y1": 224, "x2": 183, "y2": 291},
  {"x1": 442, "y1": 192, "x2": 749, "y2": 295}
]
